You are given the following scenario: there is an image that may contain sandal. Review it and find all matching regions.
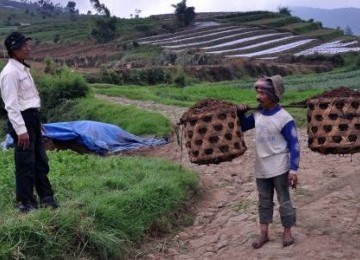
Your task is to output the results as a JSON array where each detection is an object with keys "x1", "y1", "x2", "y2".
[
  {"x1": 252, "y1": 234, "x2": 270, "y2": 249},
  {"x1": 283, "y1": 235, "x2": 295, "y2": 247}
]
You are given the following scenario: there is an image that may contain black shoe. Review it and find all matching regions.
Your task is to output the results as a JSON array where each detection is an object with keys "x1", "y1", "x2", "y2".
[
  {"x1": 17, "y1": 202, "x2": 37, "y2": 213},
  {"x1": 40, "y1": 196, "x2": 59, "y2": 209}
]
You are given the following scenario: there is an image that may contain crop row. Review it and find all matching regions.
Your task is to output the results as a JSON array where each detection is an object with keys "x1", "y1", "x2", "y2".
[{"x1": 137, "y1": 23, "x2": 360, "y2": 58}]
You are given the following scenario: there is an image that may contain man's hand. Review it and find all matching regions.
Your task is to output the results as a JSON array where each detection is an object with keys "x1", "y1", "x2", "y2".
[
  {"x1": 236, "y1": 104, "x2": 249, "y2": 113},
  {"x1": 288, "y1": 171, "x2": 298, "y2": 189},
  {"x1": 41, "y1": 123, "x2": 46, "y2": 134},
  {"x1": 17, "y1": 133, "x2": 30, "y2": 149}
]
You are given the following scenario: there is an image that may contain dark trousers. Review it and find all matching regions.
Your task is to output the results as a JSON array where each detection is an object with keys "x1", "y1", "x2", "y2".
[
  {"x1": 256, "y1": 172, "x2": 296, "y2": 228},
  {"x1": 8, "y1": 108, "x2": 54, "y2": 205}
]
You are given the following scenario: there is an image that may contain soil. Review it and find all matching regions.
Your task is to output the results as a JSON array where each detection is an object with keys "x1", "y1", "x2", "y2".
[
  {"x1": 310, "y1": 86, "x2": 360, "y2": 98},
  {"x1": 96, "y1": 94, "x2": 360, "y2": 260},
  {"x1": 180, "y1": 99, "x2": 236, "y2": 122}
]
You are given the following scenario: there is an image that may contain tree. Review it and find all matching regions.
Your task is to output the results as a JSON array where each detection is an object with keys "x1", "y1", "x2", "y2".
[
  {"x1": 89, "y1": 0, "x2": 117, "y2": 43},
  {"x1": 90, "y1": 17, "x2": 117, "y2": 43},
  {"x1": 344, "y1": 25, "x2": 353, "y2": 36},
  {"x1": 90, "y1": 0, "x2": 110, "y2": 17},
  {"x1": 171, "y1": 0, "x2": 195, "y2": 27},
  {"x1": 37, "y1": 0, "x2": 55, "y2": 12},
  {"x1": 134, "y1": 9, "x2": 141, "y2": 18},
  {"x1": 66, "y1": 1, "x2": 77, "y2": 14},
  {"x1": 278, "y1": 6, "x2": 291, "y2": 16}
]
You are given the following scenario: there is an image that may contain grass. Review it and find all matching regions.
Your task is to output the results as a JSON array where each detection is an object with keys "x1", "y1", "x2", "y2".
[
  {"x1": 92, "y1": 69, "x2": 360, "y2": 127},
  {"x1": 74, "y1": 96, "x2": 173, "y2": 137},
  {"x1": 0, "y1": 150, "x2": 198, "y2": 259},
  {"x1": 91, "y1": 79, "x2": 321, "y2": 126}
]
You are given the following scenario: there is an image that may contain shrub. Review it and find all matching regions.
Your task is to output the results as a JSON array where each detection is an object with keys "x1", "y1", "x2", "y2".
[
  {"x1": 173, "y1": 67, "x2": 187, "y2": 87},
  {"x1": 147, "y1": 67, "x2": 166, "y2": 85},
  {"x1": 53, "y1": 33, "x2": 60, "y2": 43},
  {"x1": 45, "y1": 99, "x2": 81, "y2": 123},
  {"x1": 134, "y1": 24, "x2": 150, "y2": 32},
  {"x1": 355, "y1": 55, "x2": 360, "y2": 68},
  {"x1": 99, "y1": 65, "x2": 122, "y2": 85},
  {"x1": 36, "y1": 70, "x2": 89, "y2": 121}
]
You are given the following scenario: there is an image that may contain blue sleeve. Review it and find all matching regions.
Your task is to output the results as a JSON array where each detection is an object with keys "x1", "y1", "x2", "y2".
[
  {"x1": 239, "y1": 113, "x2": 255, "y2": 132},
  {"x1": 281, "y1": 120, "x2": 300, "y2": 171}
]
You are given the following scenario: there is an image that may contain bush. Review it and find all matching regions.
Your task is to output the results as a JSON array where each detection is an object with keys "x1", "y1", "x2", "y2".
[
  {"x1": 173, "y1": 67, "x2": 187, "y2": 87},
  {"x1": 147, "y1": 67, "x2": 166, "y2": 85},
  {"x1": 355, "y1": 55, "x2": 360, "y2": 68},
  {"x1": 134, "y1": 24, "x2": 150, "y2": 32},
  {"x1": 45, "y1": 99, "x2": 81, "y2": 123},
  {"x1": 36, "y1": 70, "x2": 89, "y2": 121},
  {"x1": 53, "y1": 33, "x2": 60, "y2": 43},
  {"x1": 99, "y1": 65, "x2": 122, "y2": 85}
]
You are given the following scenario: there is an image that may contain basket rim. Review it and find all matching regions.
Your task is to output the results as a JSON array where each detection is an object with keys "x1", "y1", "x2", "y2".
[{"x1": 179, "y1": 106, "x2": 237, "y2": 124}]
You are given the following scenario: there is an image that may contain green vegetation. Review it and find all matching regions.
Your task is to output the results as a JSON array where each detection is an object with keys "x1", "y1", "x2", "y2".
[
  {"x1": 0, "y1": 67, "x2": 172, "y2": 138},
  {"x1": 1, "y1": 3, "x2": 360, "y2": 258},
  {"x1": 0, "y1": 150, "x2": 198, "y2": 259},
  {"x1": 74, "y1": 97, "x2": 172, "y2": 136},
  {"x1": 0, "y1": 2, "x2": 173, "y2": 45},
  {"x1": 92, "y1": 69, "x2": 360, "y2": 127},
  {"x1": 35, "y1": 69, "x2": 89, "y2": 119}
]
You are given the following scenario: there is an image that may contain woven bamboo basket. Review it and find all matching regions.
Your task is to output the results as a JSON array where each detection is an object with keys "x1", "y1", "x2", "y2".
[
  {"x1": 179, "y1": 99, "x2": 247, "y2": 165},
  {"x1": 307, "y1": 96, "x2": 360, "y2": 154}
]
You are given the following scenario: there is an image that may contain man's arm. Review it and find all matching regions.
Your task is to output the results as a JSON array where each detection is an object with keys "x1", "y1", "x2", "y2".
[
  {"x1": 281, "y1": 120, "x2": 300, "y2": 188},
  {"x1": 1, "y1": 72, "x2": 29, "y2": 148},
  {"x1": 237, "y1": 104, "x2": 255, "y2": 132}
]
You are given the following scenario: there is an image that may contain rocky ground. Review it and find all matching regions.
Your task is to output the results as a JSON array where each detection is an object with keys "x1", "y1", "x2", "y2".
[{"x1": 97, "y1": 94, "x2": 360, "y2": 260}]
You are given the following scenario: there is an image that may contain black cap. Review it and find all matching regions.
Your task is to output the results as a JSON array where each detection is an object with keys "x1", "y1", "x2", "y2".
[{"x1": 4, "y1": 32, "x2": 32, "y2": 52}]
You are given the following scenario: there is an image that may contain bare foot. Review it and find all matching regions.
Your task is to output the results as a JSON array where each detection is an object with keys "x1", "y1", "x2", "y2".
[
  {"x1": 283, "y1": 232, "x2": 295, "y2": 247},
  {"x1": 252, "y1": 233, "x2": 270, "y2": 249}
]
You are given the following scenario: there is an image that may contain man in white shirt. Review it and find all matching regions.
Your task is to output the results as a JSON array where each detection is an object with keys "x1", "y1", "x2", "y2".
[{"x1": 0, "y1": 32, "x2": 58, "y2": 213}]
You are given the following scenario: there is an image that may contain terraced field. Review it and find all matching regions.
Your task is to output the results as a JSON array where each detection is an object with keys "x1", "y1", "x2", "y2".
[{"x1": 137, "y1": 23, "x2": 360, "y2": 59}]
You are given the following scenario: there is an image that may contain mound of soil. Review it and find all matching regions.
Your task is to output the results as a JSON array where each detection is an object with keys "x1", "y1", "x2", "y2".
[
  {"x1": 291, "y1": 87, "x2": 360, "y2": 107},
  {"x1": 180, "y1": 99, "x2": 236, "y2": 124},
  {"x1": 311, "y1": 86, "x2": 360, "y2": 99}
]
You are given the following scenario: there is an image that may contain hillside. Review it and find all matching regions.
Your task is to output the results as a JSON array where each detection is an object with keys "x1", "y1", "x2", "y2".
[
  {"x1": 1, "y1": 1, "x2": 360, "y2": 80},
  {"x1": 292, "y1": 7, "x2": 360, "y2": 36},
  {"x1": 136, "y1": 22, "x2": 359, "y2": 59},
  {"x1": 141, "y1": 11, "x2": 360, "y2": 59}
]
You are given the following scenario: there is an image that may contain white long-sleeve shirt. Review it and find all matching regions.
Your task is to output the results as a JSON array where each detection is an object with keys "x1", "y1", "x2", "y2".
[{"x1": 0, "y1": 58, "x2": 40, "y2": 135}]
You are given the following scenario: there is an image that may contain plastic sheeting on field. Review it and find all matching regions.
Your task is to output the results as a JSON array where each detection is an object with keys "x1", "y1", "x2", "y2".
[{"x1": 1, "y1": 120, "x2": 167, "y2": 155}]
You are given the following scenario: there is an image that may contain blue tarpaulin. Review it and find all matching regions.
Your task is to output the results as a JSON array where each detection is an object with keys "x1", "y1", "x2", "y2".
[{"x1": 1, "y1": 120, "x2": 167, "y2": 155}]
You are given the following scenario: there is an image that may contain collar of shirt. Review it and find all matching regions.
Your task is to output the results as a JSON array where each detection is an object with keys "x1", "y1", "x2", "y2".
[
  {"x1": 261, "y1": 104, "x2": 281, "y2": 116},
  {"x1": 9, "y1": 58, "x2": 29, "y2": 71}
]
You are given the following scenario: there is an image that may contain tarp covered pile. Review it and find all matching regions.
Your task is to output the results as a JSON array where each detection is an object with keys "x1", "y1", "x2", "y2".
[{"x1": 1, "y1": 120, "x2": 167, "y2": 155}]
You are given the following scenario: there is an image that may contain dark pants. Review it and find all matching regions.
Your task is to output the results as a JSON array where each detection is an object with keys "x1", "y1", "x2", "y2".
[
  {"x1": 8, "y1": 108, "x2": 54, "y2": 205},
  {"x1": 256, "y1": 172, "x2": 296, "y2": 228}
]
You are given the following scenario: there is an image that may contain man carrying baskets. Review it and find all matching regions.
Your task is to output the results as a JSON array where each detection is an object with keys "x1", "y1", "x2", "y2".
[{"x1": 237, "y1": 75, "x2": 300, "y2": 248}]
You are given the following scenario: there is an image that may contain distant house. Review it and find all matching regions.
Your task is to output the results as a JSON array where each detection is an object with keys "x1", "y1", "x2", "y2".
[{"x1": 19, "y1": 22, "x2": 31, "y2": 27}]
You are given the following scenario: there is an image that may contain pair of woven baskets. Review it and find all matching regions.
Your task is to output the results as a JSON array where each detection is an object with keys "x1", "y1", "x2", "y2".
[
  {"x1": 179, "y1": 99, "x2": 247, "y2": 165},
  {"x1": 307, "y1": 89, "x2": 360, "y2": 154}
]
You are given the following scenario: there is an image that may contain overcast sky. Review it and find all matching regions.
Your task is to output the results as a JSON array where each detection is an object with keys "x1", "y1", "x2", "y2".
[{"x1": 53, "y1": 0, "x2": 360, "y2": 18}]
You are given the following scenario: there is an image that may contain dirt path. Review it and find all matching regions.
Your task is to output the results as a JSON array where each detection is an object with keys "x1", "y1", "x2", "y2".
[{"x1": 96, "y1": 94, "x2": 360, "y2": 260}]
